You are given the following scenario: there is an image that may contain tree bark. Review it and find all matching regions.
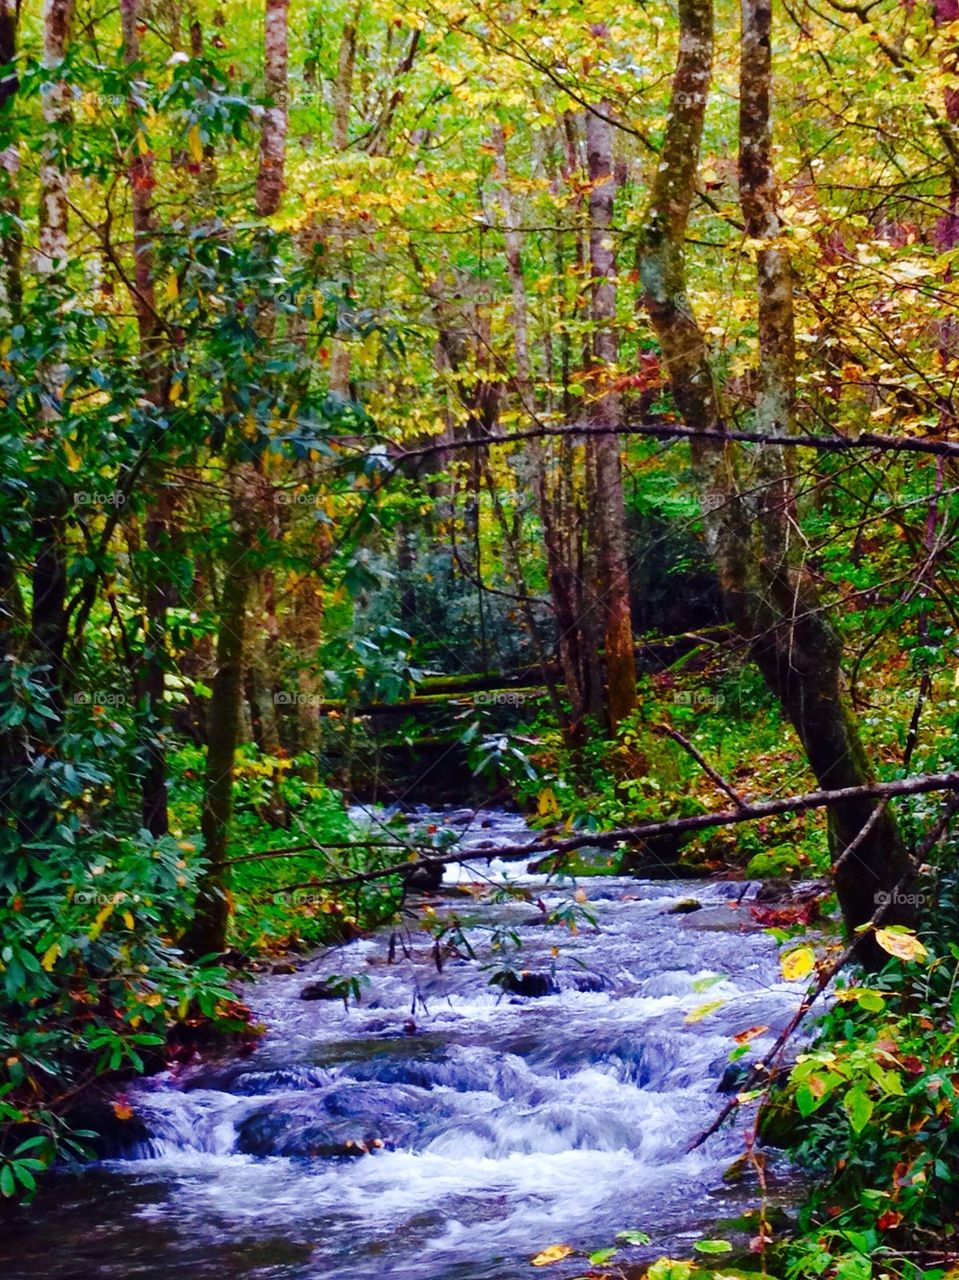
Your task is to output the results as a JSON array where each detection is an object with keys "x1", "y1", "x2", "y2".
[
  {"x1": 0, "y1": 0, "x2": 21, "y2": 327},
  {"x1": 586, "y1": 101, "x2": 637, "y2": 731},
  {"x1": 490, "y1": 125, "x2": 573, "y2": 738},
  {"x1": 181, "y1": 473, "x2": 257, "y2": 957},
  {"x1": 184, "y1": 0, "x2": 289, "y2": 951},
  {"x1": 637, "y1": 0, "x2": 912, "y2": 964},
  {"x1": 121, "y1": 0, "x2": 174, "y2": 837},
  {"x1": 19, "y1": 0, "x2": 74, "y2": 844},
  {"x1": 329, "y1": 4, "x2": 359, "y2": 396},
  {"x1": 37, "y1": 0, "x2": 73, "y2": 276},
  {"x1": 255, "y1": 0, "x2": 288, "y2": 217}
]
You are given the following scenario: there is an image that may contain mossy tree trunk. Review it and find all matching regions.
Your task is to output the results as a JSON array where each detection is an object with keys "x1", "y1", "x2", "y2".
[
  {"x1": 181, "y1": 472, "x2": 258, "y2": 958},
  {"x1": 637, "y1": 0, "x2": 913, "y2": 964}
]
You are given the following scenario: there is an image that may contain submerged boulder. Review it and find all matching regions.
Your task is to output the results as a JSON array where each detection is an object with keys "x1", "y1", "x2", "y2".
[
  {"x1": 402, "y1": 860, "x2": 445, "y2": 891},
  {"x1": 665, "y1": 898, "x2": 702, "y2": 915},
  {"x1": 300, "y1": 979, "x2": 343, "y2": 1001},
  {"x1": 569, "y1": 972, "x2": 610, "y2": 993},
  {"x1": 496, "y1": 971, "x2": 558, "y2": 998},
  {"x1": 234, "y1": 1081, "x2": 443, "y2": 1158}
]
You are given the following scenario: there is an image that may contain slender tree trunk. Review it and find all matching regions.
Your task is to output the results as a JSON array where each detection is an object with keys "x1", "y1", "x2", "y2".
[
  {"x1": 20, "y1": 0, "x2": 74, "y2": 843},
  {"x1": 586, "y1": 100, "x2": 637, "y2": 730},
  {"x1": 122, "y1": 0, "x2": 174, "y2": 837},
  {"x1": 491, "y1": 125, "x2": 573, "y2": 738},
  {"x1": 637, "y1": 0, "x2": 912, "y2": 965},
  {"x1": 184, "y1": 0, "x2": 288, "y2": 952},
  {"x1": 0, "y1": 0, "x2": 21, "y2": 327},
  {"x1": 181, "y1": 476, "x2": 256, "y2": 957},
  {"x1": 255, "y1": 0, "x2": 288, "y2": 217},
  {"x1": 246, "y1": 567, "x2": 288, "y2": 826},
  {"x1": 248, "y1": 0, "x2": 289, "y2": 814},
  {"x1": 563, "y1": 113, "x2": 605, "y2": 725},
  {"x1": 329, "y1": 4, "x2": 359, "y2": 396},
  {"x1": 37, "y1": 0, "x2": 73, "y2": 276}
]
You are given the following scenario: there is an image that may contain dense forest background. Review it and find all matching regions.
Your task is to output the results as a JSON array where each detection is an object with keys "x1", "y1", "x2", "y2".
[{"x1": 4, "y1": 0, "x2": 959, "y2": 1273}]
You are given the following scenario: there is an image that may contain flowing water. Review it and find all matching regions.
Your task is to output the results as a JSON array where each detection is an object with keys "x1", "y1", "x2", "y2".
[{"x1": 0, "y1": 807, "x2": 810, "y2": 1280}]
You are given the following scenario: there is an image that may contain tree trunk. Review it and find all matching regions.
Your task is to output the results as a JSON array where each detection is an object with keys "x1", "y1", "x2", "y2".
[
  {"x1": 0, "y1": 0, "x2": 21, "y2": 327},
  {"x1": 184, "y1": 0, "x2": 289, "y2": 952},
  {"x1": 586, "y1": 101, "x2": 637, "y2": 730},
  {"x1": 491, "y1": 125, "x2": 573, "y2": 738},
  {"x1": 122, "y1": 0, "x2": 174, "y2": 837},
  {"x1": 20, "y1": 0, "x2": 74, "y2": 844},
  {"x1": 181, "y1": 474, "x2": 256, "y2": 957},
  {"x1": 637, "y1": 0, "x2": 912, "y2": 965},
  {"x1": 329, "y1": 4, "x2": 359, "y2": 396},
  {"x1": 245, "y1": 541, "x2": 288, "y2": 827},
  {"x1": 255, "y1": 0, "x2": 288, "y2": 217},
  {"x1": 37, "y1": 0, "x2": 73, "y2": 276}
]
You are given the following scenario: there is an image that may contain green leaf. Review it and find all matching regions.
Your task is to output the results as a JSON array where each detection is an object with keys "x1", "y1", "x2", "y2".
[
  {"x1": 647, "y1": 1259, "x2": 694, "y2": 1280},
  {"x1": 589, "y1": 1248, "x2": 618, "y2": 1264},
  {"x1": 844, "y1": 1087, "x2": 875, "y2": 1135},
  {"x1": 694, "y1": 1240, "x2": 734, "y2": 1255}
]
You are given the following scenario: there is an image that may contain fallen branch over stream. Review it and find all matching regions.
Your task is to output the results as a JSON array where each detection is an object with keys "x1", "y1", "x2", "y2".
[{"x1": 261, "y1": 769, "x2": 959, "y2": 900}]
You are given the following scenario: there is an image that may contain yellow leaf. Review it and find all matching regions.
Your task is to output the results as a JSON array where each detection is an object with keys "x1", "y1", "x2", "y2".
[
  {"x1": 537, "y1": 787, "x2": 558, "y2": 816},
  {"x1": 88, "y1": 902, "x2": 115, "y2": 941},
  {"x1": 164, "y1": 274, "x2": 179, "y2": 302},
  {"x1": 875, "y1": 928, "x2": 927, "y2": 963},
  {"x1": 41, "y1": 943, "x2": 60, "y2": 972},
  {"x1": 112, "y1": 1102, "x2": 134, "y2": 1121},
  {"x1": 136, "y1": 130, "x2": 151, "y2": 156},
  {"x1": 781, "y1": 946, "x2": 815, "y2": 981},
  {"x1": 122, "y1": 911, "x2": 135, "y2": 930},
  {"x1": 685, "y1": 999, "x2": 725, "y2": 1024},
  {"x1": 63, "y1": 439, "x2": 82, "y2": 471},
  {"x1": 531, "y1": 1245, "x2": 574, "y2": 1267},
  {"x1": 187, "y1": 124, "x2": 203, "y2": 164}
]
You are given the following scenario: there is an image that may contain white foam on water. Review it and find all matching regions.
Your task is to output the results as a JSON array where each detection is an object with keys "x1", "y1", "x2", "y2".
[{"x1": 3, "y1": 808, "x2": 804, "y2": 1280}]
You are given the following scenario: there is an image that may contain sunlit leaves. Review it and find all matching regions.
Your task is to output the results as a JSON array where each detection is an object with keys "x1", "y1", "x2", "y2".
[
  {"x1": 780, "y1": 946, "x2": 816, "y2": 982},
  {"x1": 874, "y1": 928, "x2": 928, "y2": 963},
  {"x1": 685, "y1": 999, "x2": 725, "y2": 1024},
  {"x1": 530, "y1": 1244, "x2": 574, "y2": 1266}
]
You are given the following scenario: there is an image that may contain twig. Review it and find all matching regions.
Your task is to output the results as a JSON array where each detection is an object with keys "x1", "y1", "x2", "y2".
[
  {"x1": 388, "y1": 420, "x2": 959, "y2": 465},
  {"x1": 654, "y1": 723, "x2": 748, "y2": 810}
]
